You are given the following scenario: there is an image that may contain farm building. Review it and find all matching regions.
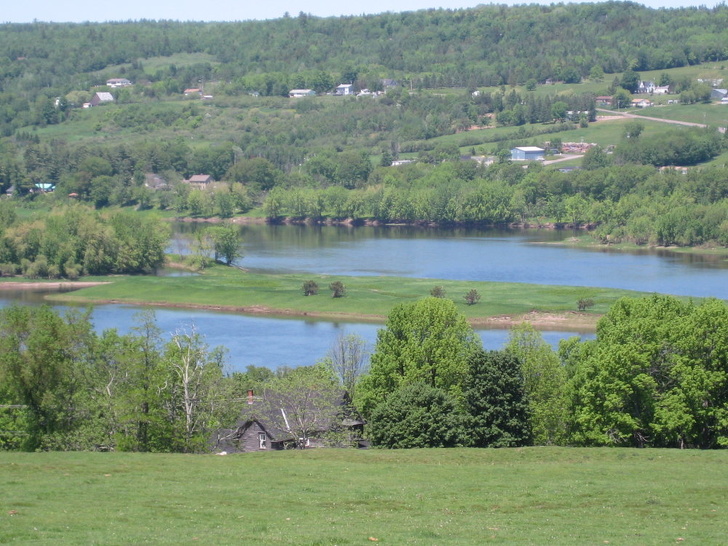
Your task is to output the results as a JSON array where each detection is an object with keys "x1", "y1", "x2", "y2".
[
  {"x1": 511, "y1": 146, "x2": 545, "y2": 161},
  {"x1": 89, "y1": 92, "x2": 114, "y2": 106}
]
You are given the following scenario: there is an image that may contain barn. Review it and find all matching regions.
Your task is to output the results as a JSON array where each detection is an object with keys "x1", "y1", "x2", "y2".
[{"x1": 511, "y1": 146, "x2": 545, "y2": 161}]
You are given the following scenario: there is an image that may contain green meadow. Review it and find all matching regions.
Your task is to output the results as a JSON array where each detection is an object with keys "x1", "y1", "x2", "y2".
[
  {"x1": 2, "y1": 448, "x2": 726, "y2": 544},
  {"x1": 42, "y1": 261, "x2": 654, "y2": 328}
]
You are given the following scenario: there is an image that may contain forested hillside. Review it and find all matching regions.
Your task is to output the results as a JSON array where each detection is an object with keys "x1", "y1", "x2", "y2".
[
  {"x1": 0, "y1": 2, "x2": 728, "y2": 253},
  {"x1": 2, "y1": 2, "x2": 728, "y2": 131}
]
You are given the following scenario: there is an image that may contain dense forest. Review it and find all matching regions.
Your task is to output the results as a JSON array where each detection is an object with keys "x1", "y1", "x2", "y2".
[{"x1": 2, "y1": 2, "x2": 728, "y2": 132}]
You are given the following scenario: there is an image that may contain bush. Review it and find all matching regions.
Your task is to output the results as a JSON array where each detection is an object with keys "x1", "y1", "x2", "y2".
[
  {"x1": 430, "y1": 286, "x2": 446, "y2": 298},
  {"x1": 577, "y1": 298, "x2": 595, "y2": 311},
  {"x1": 302, "y1": 280, "x2": 319, "y2": 296},
  {"x1": 464, "y1": 289, "x2": 481, "y2": 305},
  {"x1": 329, "y1": 281, "x2": 346, "y2": 298}
]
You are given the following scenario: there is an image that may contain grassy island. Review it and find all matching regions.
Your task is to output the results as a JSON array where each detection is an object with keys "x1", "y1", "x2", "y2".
[{"x1": 31, "y1": 259, "x2": 664, "y2": 331}]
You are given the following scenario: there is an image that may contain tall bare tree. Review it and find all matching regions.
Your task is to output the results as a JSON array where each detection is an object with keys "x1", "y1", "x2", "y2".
[{"x1": 327, "y1": 332, "x2": 369, "y2": 401}]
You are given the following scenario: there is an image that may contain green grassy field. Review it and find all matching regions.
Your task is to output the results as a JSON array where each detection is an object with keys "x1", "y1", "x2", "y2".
[
  {"x1": 41, "y1": 261, "x2": 657, "y2": 329},
  {"x1": 2, "y1": 448, "x2": 726, "y2": 544}
]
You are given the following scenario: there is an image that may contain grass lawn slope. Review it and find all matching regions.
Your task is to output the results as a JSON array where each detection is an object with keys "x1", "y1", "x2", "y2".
[
  {"x1": 2, "y1": 448, "x2": 725, "y2": 544},
  {"x1": 43, "y1": 261, "x2": 656, "y2": 330}
]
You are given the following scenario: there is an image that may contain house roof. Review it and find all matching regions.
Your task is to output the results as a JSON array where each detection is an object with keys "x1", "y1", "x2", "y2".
[
  {"x1": 237, "y1": 418, "x2": 294, "y2": 443},
  {"x1": 187, "y1": 174, "x2": 213, "y2": 183},
  {"x1": 513, "y1": 146, "x2": 544, "y2": 152},
  {"x1": 94, "y1": 92, "x2": 114, "y2": 102}
]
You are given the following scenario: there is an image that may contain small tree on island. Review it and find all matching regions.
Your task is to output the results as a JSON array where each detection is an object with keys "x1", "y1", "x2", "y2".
[
  {"x1": 464, "y1": 289, "x2": 481, "y2": 305},
  {"x1": 577, "y1": 298, "x2": 595, "y2": 311},
  {"x1": 329, "y1": 281, "x2": 346, "y2": 298},
  {"x1": 302, "y1": 280, "x2": 319, "y2": 296},
  {"x1": 430, "y1": 286, "x2": 446, "y2": 298}
]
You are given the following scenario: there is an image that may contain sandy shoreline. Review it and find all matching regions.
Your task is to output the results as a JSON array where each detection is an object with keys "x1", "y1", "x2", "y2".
[
  {"x1": 54, "y1": 294, "x2": 600, "y2": 331},
  {"x1": 0, "y1": 281, "x2": 111, "y2": 290}
]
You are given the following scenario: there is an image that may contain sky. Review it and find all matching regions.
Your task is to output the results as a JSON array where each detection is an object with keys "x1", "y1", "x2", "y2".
[{"x1": 2, "y1": 0, "x2": 722, "y2": 24}]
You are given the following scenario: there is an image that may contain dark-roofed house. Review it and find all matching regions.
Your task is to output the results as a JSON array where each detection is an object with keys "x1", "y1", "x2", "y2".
[
  {"x1": 212, "y1": 389, "x2": 366, "y2": 453},
  {"x1": 185, "y1": 174, "x2": 214, "y2": 188},
  {"x1": 214, "y1": 418, "x2": 296, "y2": 452}
]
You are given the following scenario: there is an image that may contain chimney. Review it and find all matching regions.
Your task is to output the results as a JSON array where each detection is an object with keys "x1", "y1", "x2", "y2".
[{"x1": 247, "y1": 389, "x2": 254, "y2": 404}]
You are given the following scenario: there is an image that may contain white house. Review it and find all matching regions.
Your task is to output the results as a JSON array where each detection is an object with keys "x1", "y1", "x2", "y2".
[
  {"x1": 637, "y1": 81, "x2": 656, "y2": 94},
  {"x1": 631, "y1": 98, "x2": 653, "y2": 108},
  {"x1": 289, "y1": 89, "x2": 316, "y2": 98},
  {"x1": 511, "y1": 147, "x2": 545, "y2": 161},
  {"x1": 106, "y1": 78, "x2": 132, "y2": 88},
  {"x1": 335, "y1": 84, "x2": 354, "y2": 96}
]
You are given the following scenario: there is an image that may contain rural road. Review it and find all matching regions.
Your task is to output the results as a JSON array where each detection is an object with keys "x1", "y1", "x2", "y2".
[
  {"x1": 596, "y1": 108, "x2": 708, "y2": 128},
  {"x1": 543, "y1": 154, "x2": 582, "y2": 165}
]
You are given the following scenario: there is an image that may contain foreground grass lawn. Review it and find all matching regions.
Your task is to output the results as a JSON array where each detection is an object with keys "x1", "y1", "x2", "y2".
[
  {"x1": 43, "y1": 262, "x2": 656, "y2": 329},
  {"x1": 1, "y1": 448, "x2": 726, "y2": 544}
]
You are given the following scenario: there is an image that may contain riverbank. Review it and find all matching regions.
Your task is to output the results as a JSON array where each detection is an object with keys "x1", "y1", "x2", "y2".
[
  {"x1": 172, "y1": 213, "x2": 596, "y2": 230},
  {"x1": 540, "y1": 233, "x2": 728, "y2": 259},
  {"x1": 26, "y1": 263, "x2": 651, "y2": 332},
  {"x1": 0, "y1": 281, "x2": 111, "y2": 290}
]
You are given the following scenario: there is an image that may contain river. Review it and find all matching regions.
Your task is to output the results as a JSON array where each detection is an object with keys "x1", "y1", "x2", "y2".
[
  {"x1": 174, "y1": 223, "x2": 728, "y2": 298},
  {"x1": 3, "y1": 224, "x2": 726, "y2": 371}
]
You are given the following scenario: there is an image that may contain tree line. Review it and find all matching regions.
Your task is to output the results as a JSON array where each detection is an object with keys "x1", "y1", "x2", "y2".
[
  {"x1": 2, "y1": 294, "x2": 725, "y2": 451},
  {"x1": 356, "y1": 296, "x2": 728, "y2": 450},
  {"x1": 2, "y1": 3, "x2": 728, "y2": 134},
  {"x1": 0, "y1": 204, "x2": 168, "y2": 278}
]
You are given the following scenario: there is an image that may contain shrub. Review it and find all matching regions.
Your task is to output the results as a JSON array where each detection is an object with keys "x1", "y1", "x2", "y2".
[
  {"x1": 464, "y1": 289, "x2": 481, "y2": 305},
  {"x1": 578, "y1": 298, "x2": 595, "y2": 311},
  {"x1": 329, "y1": 281, "x2": 346, "y2": 298},
  {"x1": 430, "y1": 286, "x2": 446, "y2": 298},
  {"x1": 302, "y1": 280, "x2": 319, "y2": 296}
]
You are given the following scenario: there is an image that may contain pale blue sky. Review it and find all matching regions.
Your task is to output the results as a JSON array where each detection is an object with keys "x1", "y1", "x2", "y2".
[{"x1": 2, "y1": 0, "x2": 721, "y2": 24}]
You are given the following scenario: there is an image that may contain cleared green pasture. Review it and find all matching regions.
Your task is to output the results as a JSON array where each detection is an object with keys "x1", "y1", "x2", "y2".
[
  {"x1": 628, "y1": 103, "x2": 728, "y2": 126},
  {"x1": 46, "y1": 262, "x2": 654, "y2": 326},
  {"x1": 1, "y1": 448, "x2": 726, "y2": 544}
]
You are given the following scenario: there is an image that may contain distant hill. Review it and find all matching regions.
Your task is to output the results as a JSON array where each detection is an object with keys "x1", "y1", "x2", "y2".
[{"x1": 1, "y1": 2, "x2": 727, "y2": 96}]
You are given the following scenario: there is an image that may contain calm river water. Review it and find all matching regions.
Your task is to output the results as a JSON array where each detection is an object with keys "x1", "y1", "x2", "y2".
[{"x1": 4, "y1": 224, "x2": 726, "y2": 371}]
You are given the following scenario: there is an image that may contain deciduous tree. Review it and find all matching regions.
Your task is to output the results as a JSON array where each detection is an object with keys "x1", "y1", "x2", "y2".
[
  {"x1": 356, "y1": 298, "x2": 481, "y2": 417},
  {"x1": 505, "y1": 323, "x2": 566, "y2": 445},
  {"x1": 368, "y1": 382, "x2": 464, "y2": 448},
  {"x1": 464, "y1": 349, "x2": 531, "y2": 447}
]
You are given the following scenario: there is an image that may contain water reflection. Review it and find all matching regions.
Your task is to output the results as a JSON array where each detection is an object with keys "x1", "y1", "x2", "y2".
[
  {"x1": 0, "y1": 291, "x2": 589, "y2": 372},
  {"x1": 172, "y1": 223, "x2": 728, "y2": 298}
]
